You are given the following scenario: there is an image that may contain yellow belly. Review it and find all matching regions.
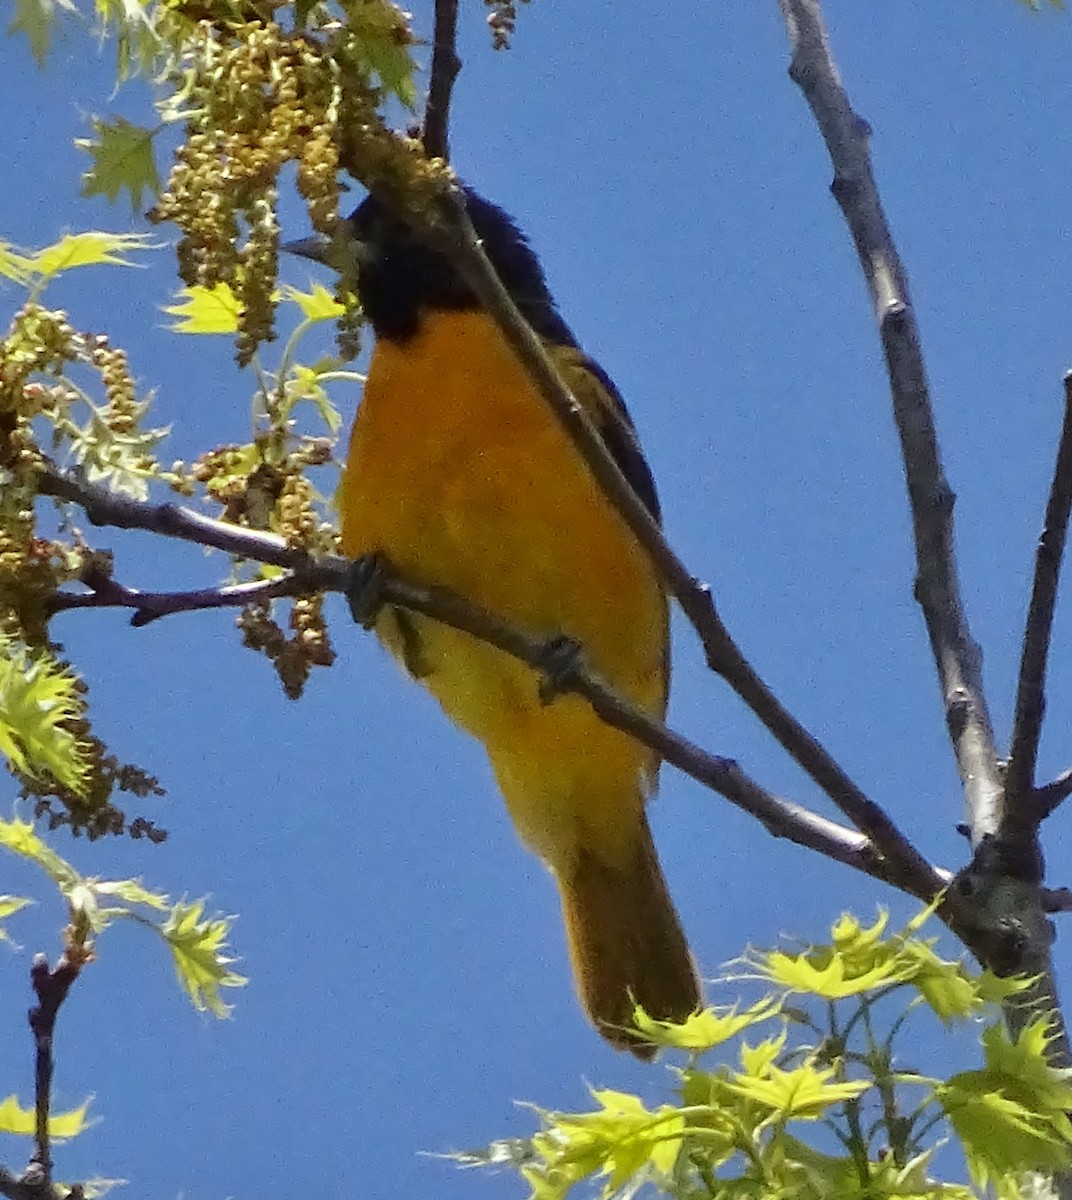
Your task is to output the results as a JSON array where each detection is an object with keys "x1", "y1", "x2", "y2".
[{"x1": 339, "y1": 310, "x2": 668, "y2": 871}]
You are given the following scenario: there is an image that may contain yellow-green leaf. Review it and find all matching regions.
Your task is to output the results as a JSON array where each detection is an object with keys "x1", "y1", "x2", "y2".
[
  {"x1": 67, "y1": 881, "x2": 102, "y2": 929},
  {"x1": 57, "y1": 1177, "x2": 126, "y2": 1199},
  {"x1": 0, "y1": 1094, "x2": 90, "y2": 1139},
  {"x1": 26, "y1": 231, "x2": 154, "y2": 280},
  {"x1": 0, "y1": 894, "x2": 32, "y2": 920},
  {"x1": 898, "y1": 939, "x2": 979, "y2": 1022},
  {"x1": 61, "y1": 397, "x2": 170, "y2": 501},
  {"x1": 775, "y1": 1135, "x2": 975, "y2": 1200},
  {"x1": 751, "y1": 906, "x2": 976, "y2": 1007},
  {"x1": 0, "y1": 894, "x2": 32, "y2": 943},
  {"x1": 0, "y1": 241, "x2": 35, "y2": 283},
  {"x1": 977, "y1": 970, "x2": 1036, "y2": 1005},
  {"x1": 94, "y1": 878, "x2": 169, "y2": 910},
  {"x1": 164, "y1": 283, "x2": 242, "y2": 334},
  {"x1": 93, "y1": 0, "x2": 160, "y2": 78},
  {"x1": 981, "y1": 1018, "x2": 1072, "y2": 1113},
  {"x1": 0, "y1": 816, "x2": 80, "y2": 888},
  {"x1": 758, "y1": 943, "x2": 908, "y2": 998},
  {"x1": 520, "y1": 1089, "x2": 686, "y2": 1200},
  {"x1": 285, "y1": 364, "x2": 344, "y2": 435},
  {"x1": 939, "y1": 1086, "x2": 1071, "y2": 1198},
  {"x1": 727, "y1": 1060, "x2": 870, "y2": 1121},
  {"x1": 160, "y1": 898, "x2": 246, "y2": 1016},
  {"x1": 737, "y1": 1030, "x2": 787, "y2": 1078},
  {"x1": 76, "y1": 115, "x2": 160, "y2": 210},
  {"x1": 632, "y1": 994, "x2": 782, "y2": 1052},
  {"x1": 279, "y1": 282, "x2": 346, "y2": 322},
  {"x1": 774, "y1": 1132, "x2": 869, "y2": 1200},
  {"x1": 937, "y1": 1020, "x2": 1072, "y2": 1198},
  {"x1": 0, "y1": 640, "x2": 92, "y2": 796}
]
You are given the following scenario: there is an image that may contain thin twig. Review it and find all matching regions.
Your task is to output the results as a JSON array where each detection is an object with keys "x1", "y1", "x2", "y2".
[
  {"x1": 49, "y1": 569, "x2": 315, "y2": 626},
  {"x1": 28, "y1": 951, "x2": 82, "y2": 1194},
  {"x1": 1042, "y1": 886, "x2": 1072, "y2": 914},
  {"x1": 433, "y1": 188, "x2": 944, "y2": 903},
  {"x1": 776, "y1": 0, "x2": 1003, "y2": 850},
  {"x1": 1037, "y1": 767, "x2": 1072, "y2": 819},
  {"x1": 1007, "y1": 372, "x2": 1072, "y2": 821},
  {"x1": 43, "y1": 466, "x2": 946, "y2": 895},
  {"x1": 422, "y1": 0, "x2": 460, "y2": 160}
]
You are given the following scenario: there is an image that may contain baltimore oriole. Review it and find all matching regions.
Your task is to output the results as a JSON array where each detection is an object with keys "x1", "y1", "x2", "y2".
[{"x1": 289, "y1": 187, "x2": 701, "y2": 1055}]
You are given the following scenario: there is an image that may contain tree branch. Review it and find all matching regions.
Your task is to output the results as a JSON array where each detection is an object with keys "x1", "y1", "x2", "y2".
[
  {"x1": 431, "y1": 189, "x2": 943, "y2": 903},
  {"x1": 43, "y1": 466, "x2": 947, "y2": 897},
  {"x1": 776, "y1": 0, "x2": 1072, "y2": 1112},
  {"x1": 422, "y1": 0, "x2": 460, "y2": 160},
  {"x1": 1037, "y1": 767, "x2": 1072, "y2": 819},
  {"x1": 38, "y1": 468, "x2": 302, "y2": 570},
  {"x1": 776, "y1": 0, "x2": 1003, "y2": 851},
  {"x1": 0, "y1": 1165, "x2": 44, "y2": 1200},
  {"x1": 1007, "y1": 372, "x2": 1072, "y2": 823}
]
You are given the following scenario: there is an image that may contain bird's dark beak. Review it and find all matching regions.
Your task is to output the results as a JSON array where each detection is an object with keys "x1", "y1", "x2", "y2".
[
  {"x1": 281, "y1": 234, "x2": 333, "y2": 264},
  {"x1": 282, "y1": 229, "x2": 369, "y2": 274}
]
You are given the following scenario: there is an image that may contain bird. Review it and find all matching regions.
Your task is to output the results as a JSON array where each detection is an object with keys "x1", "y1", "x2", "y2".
[{"x1": 287, "y1": 185, "x2": 701, "y2": 1055}]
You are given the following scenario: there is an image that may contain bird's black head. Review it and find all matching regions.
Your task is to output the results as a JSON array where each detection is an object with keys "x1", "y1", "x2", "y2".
[{"x1": 317, "y1": 187, "x2": 578, "y2": 345}]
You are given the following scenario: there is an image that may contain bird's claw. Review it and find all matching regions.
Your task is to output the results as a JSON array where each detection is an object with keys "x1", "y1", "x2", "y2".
[
  {"x1": 537, "y1": 635, "x2": 584, "y2": 705},
  {"x1": 345, "y1": 553, "x2": 387, "y2": 629}
]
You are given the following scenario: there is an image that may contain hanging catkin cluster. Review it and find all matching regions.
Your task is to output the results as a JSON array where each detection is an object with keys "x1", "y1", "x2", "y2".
[
  {"x1": 149, "y1": 6, "x2": 447, "y2": 366},
  {"x1": 150, "y1": 20, "x2": 346, "y2": 364}
]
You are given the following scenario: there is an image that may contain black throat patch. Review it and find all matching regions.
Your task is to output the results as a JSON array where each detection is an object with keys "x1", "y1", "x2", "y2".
[{"x1": 349, "y1": 189, "x2": 580, "y2": 347}]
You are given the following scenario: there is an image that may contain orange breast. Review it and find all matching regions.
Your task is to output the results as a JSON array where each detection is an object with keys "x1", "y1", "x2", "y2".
[{"x1": 339, "y1": 309, "x2": 667, "y2": 868}]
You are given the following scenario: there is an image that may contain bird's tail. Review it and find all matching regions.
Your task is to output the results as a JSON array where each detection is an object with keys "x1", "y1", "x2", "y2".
[{"x1": 556, "y1": 814, "x2": 701, "y2": 1058}]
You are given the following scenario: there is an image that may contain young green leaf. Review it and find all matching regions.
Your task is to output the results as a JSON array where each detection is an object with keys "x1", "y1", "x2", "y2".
[
  {"x1": 25, "y1": 231, "x2": 154, "y2": 281},
  {"x1": 159, "y1": 899, "x2": 247, "y2": 1017},
  {"x1": 750, "y1": 907, "x2": 976, "y2": 1010},
  {"x1": 279, "y1": 282, "x2": 347, "y2": 323},
  {"x1": 55, "y1": 1177, "x2": 127, "y2": 1199},
  {"x1": 60, "y1": 397, "x2": 171, "y2": 501},
  {"x1": 0, "y1": 894, "x2": 32, "y2": 944},
  {"x1": 0, "y1": 815, "x2": 81, "y2": 889},
  {"x1": 775, "y1": 1135, "x2": 976, "y2": 1200},
  {"x1": 519, "y1": 1089, "x2": 686, "y2": 1200},
  {"x1": 0, "y1": 1094, "x2": 90, "y2": 1139},
  {"x1": 0, "y1": 240, "x2": 35, "y2": 283},
  {"x1": 897, "y1": 939, "x2": 981, "y2": 1023},
  {"x1": 0, "y1": 643, "x2": 92, "y2": 797},
  {"x1": 631, "y1": 995, "x2": 782, "y2": 1053},
  {"x1": 94, "y1": 878, "x2": 169, "y2": 910},
  {"x1": 7, "y1": 0, "x2": 77, "y2": 65},
  {"x1": 937, "y1": 1020, "x2": 1072, "y2": 1197},
  {"x1": 76, "y1": 115, "x2": 160, "y2": 210},
  {"x1": 92, "y1": 0, "x2": 160, "y2": 78},
  {"x1": 163, "y1": 283, "x2": 243, "y2": 334},
  {"x1": 286, "y1": 364, "x2": 345, "y2": 435},
  {"x1": 726, "y1": 1058, "x2": 870, "y2": 1122}
]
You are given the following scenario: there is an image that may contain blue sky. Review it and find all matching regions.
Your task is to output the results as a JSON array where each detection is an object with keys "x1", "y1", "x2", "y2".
[{"x1": 1, "y1": 0, "x2": 1071, "y2": 1195}]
